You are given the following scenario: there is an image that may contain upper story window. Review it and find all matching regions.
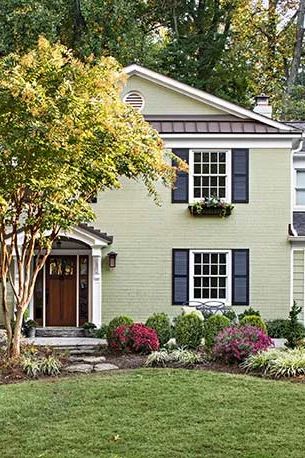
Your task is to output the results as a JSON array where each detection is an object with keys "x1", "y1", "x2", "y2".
[
  {"x1": 123, "y1": 91, "x2": 145, "y2": 112},
  {"x1": 189, "y1": 150, "x2": 231, "y2": 202},
  {"x1": 295, "y1": 169, "x2": 305, "y2": 206}
]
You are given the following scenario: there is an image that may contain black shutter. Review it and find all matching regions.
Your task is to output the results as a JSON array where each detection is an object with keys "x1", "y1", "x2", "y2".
[
  {"x1": 172, "y1": 249, "x2": 189, "y2": 305},
  {"x1": 232, "y1": 149, "x2": 249, "y2": 203},
  {"x1": 172, "y1": 149, "x2": 189, "y2": 203},
  {"x1": 232, "y1": 249, "x2": 249, "y2": 305}
]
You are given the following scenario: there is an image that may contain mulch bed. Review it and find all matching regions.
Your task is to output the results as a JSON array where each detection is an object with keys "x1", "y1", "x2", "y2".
[{"x1": 2, "y1": 345, "x2": 305, "y2": 385}]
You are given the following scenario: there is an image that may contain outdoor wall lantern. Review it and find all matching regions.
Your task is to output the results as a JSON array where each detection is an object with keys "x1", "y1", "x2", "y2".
[{"x1": 107, "y1": 251, "x2": 118, "y2": 269}]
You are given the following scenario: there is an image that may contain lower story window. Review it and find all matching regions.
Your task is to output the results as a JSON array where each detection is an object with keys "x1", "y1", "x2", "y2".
[{"x1": 191, "y1": 250, "x2": 231, "y2": 303}]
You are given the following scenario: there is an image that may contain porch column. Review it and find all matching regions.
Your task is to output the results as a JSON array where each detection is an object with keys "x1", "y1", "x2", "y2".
[{"x1": 91, "y1": 248, "x2": 102, "y2": 327}]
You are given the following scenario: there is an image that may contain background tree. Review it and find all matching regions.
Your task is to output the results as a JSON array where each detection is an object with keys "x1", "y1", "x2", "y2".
[{"x1": 0, "y1": 37, "x2": 179, "y2": 358}]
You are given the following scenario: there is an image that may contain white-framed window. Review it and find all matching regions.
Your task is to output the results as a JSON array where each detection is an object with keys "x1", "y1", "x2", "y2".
[
  {"x1": 189, "y1": 149, "x2": 231, "y2": 203},
  {"x1": 295, "y1": 169, "x2": 305, "y2": 208},
  {"x1": 189, "y1": 250, "x2": 231, "y2": 304}
]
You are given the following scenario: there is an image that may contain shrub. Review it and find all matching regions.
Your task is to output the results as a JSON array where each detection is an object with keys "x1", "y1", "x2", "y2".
[
  {"x1": 242, "y1": 348, "x2": 305, "y2": 378},
  {"x1": 222, "y1": 308, "x2": 238, "y2": 322},
  {"x1": 175, "y1": 313, "x2": 204, "y2": 349},
  {"x1": 106, "y1": 316, "x2": 133, "y2": 343},
  {"x1": 238, "y1": 307, "x2": 260, "y2": 321},
  {"x1": 266, "y1": 319, "x2": 289, "y2": 338},
  {"x1": 82, "y1": 322, "x2": 97, "y2": 337},
  {"x1": 95, "y1": 324, "x2": 108, "y2": 339},
  {"x1": 213, "y1": 325, "x2": 273, "y2": 364},
  {"x1": 285, "y1": 302, "x2": 305, "y2": 349},
  {"x1": 145, "y1": 313, "x2": 171, "y2": 346},
  {"x1": 204, "y1": 314, "x2": 231, "y2": 349},
  {"x1": 109, "y1": 323, "x2": 159, "y2": 354},
  {"x1": 40, "y1": 356, "x2": 62, "y2": 376},
  {"x1": 145, "y1": 348, "x2": 203, "y2": 367},
  {"x1": 239, "y1": 315, "x2": 267, "y2": 333},
  {"x1": 21, "y1": 356, "x2": 41, "y2": 377},
  {"x1": 20, "y1": 355, "x2": 62, "y2": 377}
]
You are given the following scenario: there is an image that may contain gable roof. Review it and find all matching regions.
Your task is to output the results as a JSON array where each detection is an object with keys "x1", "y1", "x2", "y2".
[{"x1": 124, "y1": 64, "x2": 295, "y2": 132}]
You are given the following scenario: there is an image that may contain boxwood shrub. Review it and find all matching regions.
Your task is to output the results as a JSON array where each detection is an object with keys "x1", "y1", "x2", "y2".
[
  {"x1": 204, "y1": 314, "x2": 230, "y2": 350},
  {"x1": 145, "y1": 313, "x2": 171, "y2": 346},
  {"x1": 175, "y1": 313, "x2": 204, "y2": 349},
  {"x1": 239, "y1": 315, "x2": 267, "y2": 333},
  {"x1": 106, "y1": 316, "x2": 133, "y2": 343}
]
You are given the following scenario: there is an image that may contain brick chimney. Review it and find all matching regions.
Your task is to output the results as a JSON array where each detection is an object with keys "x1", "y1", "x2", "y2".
[{"x1": 253, "y1": 94, "x2": 272, "y2": 118}]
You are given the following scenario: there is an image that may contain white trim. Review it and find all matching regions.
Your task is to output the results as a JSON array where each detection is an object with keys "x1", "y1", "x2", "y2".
[
  {"x1": 293, "y1": 166, "x2": 305, "y2": 211},
  {"x1": 290, "y1": 247, "x2": 294, "y2": 309},
  {"x1": 91, "y1": 254, "x2": 102, "y2": 327},
  {"x1": 76, "y1": 254, "x2": 79, "y2": 327},
  {"x1": 124, "y1": 64, "x2": 294, "y2": 131},
  {"x1": 303, "y1": 250, "x2": 305, "y2": 324},
  {"x1": 43, "y1": 265, "x2": 46, "y2": 328},
  {"x1": 189, "y1": 249, "x2": 232, "y2": 305},
  {"x1": 289, "y1": 236, "x2": 305, "y2": 242},
  {"x1": 189, "y1": 149, "x2": 231, "y2": 204},
  {"x1": 162, "y1": 134, "x2": 301, "y2": 139},
  {"x1": 164, "y1": 137, "x2": 299, "y2": 150}
]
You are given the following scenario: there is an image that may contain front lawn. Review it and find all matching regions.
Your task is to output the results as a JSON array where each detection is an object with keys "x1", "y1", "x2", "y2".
[{"x1": 1, "y1": 370, "x2": 305, "y2": 457}]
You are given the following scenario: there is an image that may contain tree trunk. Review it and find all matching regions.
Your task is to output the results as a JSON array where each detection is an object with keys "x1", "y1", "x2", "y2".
[
  {"x1": 1, "y1": 273, "x2": 12, "y2": 354},
  {"x1": 287, "y1": 0, "x2": 305, "y2": 93},
  {"x1": 10, "y1": 306, "x2": 24, "y2": 358}
]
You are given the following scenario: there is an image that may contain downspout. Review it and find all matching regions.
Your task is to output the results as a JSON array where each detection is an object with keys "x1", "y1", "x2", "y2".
[
  {"x1": 290, "y1": 133, "x2": 304, "y2": 313},
  {"x1": 290, "y1": 133, "x2": 304, "y2": 235}
]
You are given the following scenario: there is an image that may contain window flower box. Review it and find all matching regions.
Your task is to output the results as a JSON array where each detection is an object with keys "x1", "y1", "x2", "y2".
[{"x1": 188, "y1": 197, "x2": 234, "y2": 217}]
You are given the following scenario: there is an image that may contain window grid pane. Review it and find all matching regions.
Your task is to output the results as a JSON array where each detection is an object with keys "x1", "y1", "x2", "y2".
[
  {"x1": 193, "y1": 252, "x2": 228, "y2": 301},
  {"x1": 193, "y1": 151, "x2": 227, "y2": 199}
]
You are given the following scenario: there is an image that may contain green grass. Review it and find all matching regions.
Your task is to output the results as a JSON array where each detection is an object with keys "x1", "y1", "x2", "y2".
[{"x1": 1, "y1": 369, "x2": 305, "y2": 457}]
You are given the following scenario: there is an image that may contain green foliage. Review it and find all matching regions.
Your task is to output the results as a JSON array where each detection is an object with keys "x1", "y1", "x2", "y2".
[
  {"x1": 175, "y1": 313, "x2": 204, "y2": 349},
  {"x1": 266, "y1": 319, "x2": 290, "y2": 338},
  {"x1": 145, "y1": 348, "x2": 203, "y2": 368},
  {"x1": 240, "y1": 315, "x2": 267, "y2": 333},
  {"x1": 20, "y1": 354, "x2": 62, "y2": 377},
  {"x1": 106, "y1": 316, "x2": 133, "y2": 342},
  {"x1": 0, "y1": 38, "x2": 177, "y2": 357},
  {"x1": 82, "y1": 322, "x2": 96, "y2": 330},
  {"x1": 82, "y1": 322, "x2": 97, "y2": 337},
  {"x1": 21, "y1": 356, "x2": 41, "y2": 377},
  {"x1": 39, "y1": 355, "x2": 62, "y2": 376},
  {"x1": 285, "y1": 302, "x2": 305, "y2": 349},
  {"x1": 95, "y1": 324, "x2": 108, "y2": 339},
  {"x1": 145, "y1": 313, "x2": 171, "y2": 346},
  {"x1": 204, "y1": 314, "x2": 231, "y2": 349},
  {"x1": 222, "y1": 308, "x2": 238, "y2": 322},
  {"x1": 238, "y1": 307, "x2": 261, "y2": 321},
  {"x1": 242, "y1": 348, "x2": 305, "y2": 378}
]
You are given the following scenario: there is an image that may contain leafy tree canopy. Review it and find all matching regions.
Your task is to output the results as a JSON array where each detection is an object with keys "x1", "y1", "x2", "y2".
[{"x1": 0, "y1": 37, "x2": 178, "y2": 357}]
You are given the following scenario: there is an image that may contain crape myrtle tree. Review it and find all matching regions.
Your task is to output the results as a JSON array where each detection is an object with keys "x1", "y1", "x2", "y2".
[{"x1": 0, "y1": 37, "x2": 181, "y2": 358}]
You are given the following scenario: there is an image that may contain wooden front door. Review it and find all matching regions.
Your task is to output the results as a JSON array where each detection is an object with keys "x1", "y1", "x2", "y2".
[{"x1": 46, "y1": 255, "x2": 77, "y2": 326}]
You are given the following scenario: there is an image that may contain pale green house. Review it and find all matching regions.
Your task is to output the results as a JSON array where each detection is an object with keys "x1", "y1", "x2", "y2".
[{"x1": 2, "y1": 65, "x2": 305, "y2": 329}]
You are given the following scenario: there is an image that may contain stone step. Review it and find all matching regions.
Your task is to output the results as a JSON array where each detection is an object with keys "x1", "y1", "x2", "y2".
[
  {"x1": 65, "y1": 363, "x2": 118, "y2": 373},
  {"x1": 68, "y1": 355, "x2": 106, "y2": 364},
  {"x1": 36, "y1": 327, "x2": 85, "y2": 338}
]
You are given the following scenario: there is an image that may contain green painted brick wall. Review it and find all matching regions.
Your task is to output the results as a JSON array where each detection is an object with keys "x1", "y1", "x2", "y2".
[
  {"x1": 97, "y1": 147, "x2": 291, "y2": 323},
  {"x1": 123, "y1": 76, "x2": 227, "y2": 115}
]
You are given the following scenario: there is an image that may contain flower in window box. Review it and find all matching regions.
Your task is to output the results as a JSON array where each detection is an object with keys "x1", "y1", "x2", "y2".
[{"x1": 188, "y1": 196, "x2": 234, "y2": 217}]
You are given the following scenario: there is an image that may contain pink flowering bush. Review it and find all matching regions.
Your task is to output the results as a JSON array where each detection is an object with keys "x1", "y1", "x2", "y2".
[
  {"x1": 213, "y1": 325, "x2": 273, "y2": 364},
  {"x1": 109, "y1": 323, "x2": 160, "y2": 354}
]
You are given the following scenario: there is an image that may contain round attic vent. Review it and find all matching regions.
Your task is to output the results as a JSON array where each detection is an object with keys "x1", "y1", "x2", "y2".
[{"x1": 124, "y1": 91, "x2": 145, "y2": 111}]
